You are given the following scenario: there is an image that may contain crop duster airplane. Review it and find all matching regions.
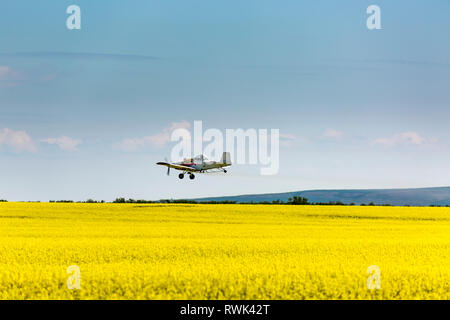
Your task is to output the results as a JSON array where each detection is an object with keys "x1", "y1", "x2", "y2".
[{"x1": 157, "y1": 152, "x2": 232, "y2": 180}]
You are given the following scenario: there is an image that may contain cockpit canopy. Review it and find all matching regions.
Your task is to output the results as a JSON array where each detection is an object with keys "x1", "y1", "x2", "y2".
[
  {"x1": 193, "y1": 155, "x2": 207, "y2": 161},
  {"x1": 182, "y1": 155, "x2": 208, "y2": 163}
]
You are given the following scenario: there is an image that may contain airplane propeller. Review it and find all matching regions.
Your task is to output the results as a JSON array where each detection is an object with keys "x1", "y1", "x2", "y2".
[{"x1": 165, "y1": 157, "x2": 170, "y2": 176}]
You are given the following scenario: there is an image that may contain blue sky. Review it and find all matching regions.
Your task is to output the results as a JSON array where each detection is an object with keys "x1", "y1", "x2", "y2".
[{"x1": 1, "y1": 0, "x2": 450, "y2": 201}]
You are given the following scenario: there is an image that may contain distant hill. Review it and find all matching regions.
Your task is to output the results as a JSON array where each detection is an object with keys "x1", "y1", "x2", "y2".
[{"x1": 194, "y1": 187, "x2": 450, "y2": 206}]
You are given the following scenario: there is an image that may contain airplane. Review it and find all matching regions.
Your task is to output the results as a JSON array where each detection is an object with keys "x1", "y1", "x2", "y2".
[{"x1": 157, "y1": 152, "x2": 231, "y2": 180}]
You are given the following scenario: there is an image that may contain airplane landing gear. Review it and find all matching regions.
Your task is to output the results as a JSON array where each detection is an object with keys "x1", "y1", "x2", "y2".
[
  {"x1": 223, "y1": 169, "x2": 227, "y2": 173},
  {"x1": 189, "y1": 174, "x2": 195, "y2": 180},
  {"x1": 178, "y1": 173, "x2": 184, "y2": 179}
]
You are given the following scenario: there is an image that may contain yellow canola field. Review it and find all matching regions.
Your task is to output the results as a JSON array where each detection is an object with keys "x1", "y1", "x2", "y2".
[{"x1": 0, "y1": 203, "x2": 449, "y2": 299}]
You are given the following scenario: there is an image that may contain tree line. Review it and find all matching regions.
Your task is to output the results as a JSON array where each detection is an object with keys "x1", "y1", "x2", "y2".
[
  {"x1": 0, "y1": 196, "x2": 448, "y2": 207},
  {"x1": 111, "y1": 196, "x2": 393, "y2": 206}
]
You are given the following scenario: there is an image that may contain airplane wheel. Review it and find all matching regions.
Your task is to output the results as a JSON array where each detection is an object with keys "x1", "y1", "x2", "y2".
[
  {"x1": 189, "y1": 174, "x2": 195, "y2": 180},
  {"x1": 178, "y1": 173, "x2": 184, "y2": 179},
  {"x1": 224, "y1": 169, "x2": 227, "y2": 173}
]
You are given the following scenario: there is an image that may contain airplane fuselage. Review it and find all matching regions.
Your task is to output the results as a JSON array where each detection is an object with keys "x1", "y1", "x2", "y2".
[{"x1": 176, "y1": 160, "x2": 230, "y2": 172}]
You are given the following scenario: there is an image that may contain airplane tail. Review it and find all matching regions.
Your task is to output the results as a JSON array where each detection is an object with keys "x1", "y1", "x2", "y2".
[{"x1": 220, "y1": 152, "x2": 232, "y2": 165}]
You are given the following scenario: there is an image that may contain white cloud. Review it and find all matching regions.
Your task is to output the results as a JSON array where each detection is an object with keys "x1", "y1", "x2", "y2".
[
  {"x1": 0, "y1": 66, "x2": 24, "y2": 88},
  {"x1": 322, "y1": 128, "x2": 343, "y2": 141},
  {"x1": 0, "y1": 66, "x2": 10, "y2": 77},
  {"x1": 279, "y1": 133, "x2": 296, "y2": 147},
  {"x1": 0, "y1": 128, "x2": 36, "y2": 153},
  {"x1": 372, "y1": 132, "x2": 433, "y2": 147},
  {"x1": 116, "y1": 121, "x2": 191, "y2": 152},
  {"x1": 0, "y1": 65, "x2": 57, "y2": 88},
  {"x1": 280, "y1": 133, "x2": 296, "y2": 140},
  {"x1": 41, "y1": 136, "x2": 82, "y2": 151}
]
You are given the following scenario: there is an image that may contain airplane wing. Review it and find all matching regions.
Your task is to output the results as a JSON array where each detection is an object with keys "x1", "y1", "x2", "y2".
[{"x1": 156, "y1": 162, "x2": 199, "y2": 172}]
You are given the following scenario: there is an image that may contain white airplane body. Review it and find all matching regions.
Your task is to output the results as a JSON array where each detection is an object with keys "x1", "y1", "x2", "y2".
[{"x1": 157, "y1": 152, "x2": 231, "y2": 179}]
